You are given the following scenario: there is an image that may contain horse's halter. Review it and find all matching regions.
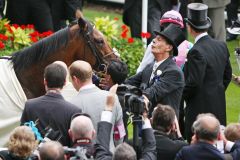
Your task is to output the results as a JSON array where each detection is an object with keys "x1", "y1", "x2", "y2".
[{"x1": 78, "y1": 19, "x2": 116, "y2": 72}]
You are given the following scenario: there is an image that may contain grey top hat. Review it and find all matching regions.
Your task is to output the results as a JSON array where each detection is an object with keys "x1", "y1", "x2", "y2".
[
  {"x1": 185, "y1": 3, "x2": 211, "y2": 30},
  {"x1": 154, "y1": 24, "x2": 186, "y2": 56}
]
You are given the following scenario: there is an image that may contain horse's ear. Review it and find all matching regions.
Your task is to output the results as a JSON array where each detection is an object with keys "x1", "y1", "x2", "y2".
[
  {"x1": 76, "y1": 9, "x2": 83, "y2": 19},
  {"x1": 78, "y1": 17, "x2": 88, "y2": 32}
]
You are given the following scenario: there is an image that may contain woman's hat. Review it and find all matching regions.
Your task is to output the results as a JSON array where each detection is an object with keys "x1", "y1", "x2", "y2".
[
  {"x1": 185, "y1": 3, "x2": 211, "y2": 30},
  {"x1": 160, "y1": 10, "x2": 184, "y2": 28},
  {"x1": 154, "y1": 24, "x2": 186, "y2": 56}
]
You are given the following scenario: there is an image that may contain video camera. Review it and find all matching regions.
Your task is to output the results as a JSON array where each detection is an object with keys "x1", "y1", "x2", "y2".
[
  {"x1": 64, "y1": 146, "x2": 94, "y2": 160},
  {"x1": 116, "y1": 84, "x2": 147, "y2": 116}
]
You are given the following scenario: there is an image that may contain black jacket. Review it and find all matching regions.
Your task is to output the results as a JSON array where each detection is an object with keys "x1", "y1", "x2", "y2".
[
  {"x1": 21, "y1": 92, "x2": 82, "y2": 146},
  {"x1": 95, "y1": 121, "x2": 157, "y2": 160}
]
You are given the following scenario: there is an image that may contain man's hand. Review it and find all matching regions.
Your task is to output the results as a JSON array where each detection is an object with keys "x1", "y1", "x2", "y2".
[{"x1": 105, "y1": 84, "x2": 118, "y2": 112}]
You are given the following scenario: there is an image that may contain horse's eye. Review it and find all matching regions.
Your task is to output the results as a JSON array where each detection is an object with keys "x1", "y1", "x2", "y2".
[{"x1": 94, "y1": 38, "x2": 104, "y2": 45}]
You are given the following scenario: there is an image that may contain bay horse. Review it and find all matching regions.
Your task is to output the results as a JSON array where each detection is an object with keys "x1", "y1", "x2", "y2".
[{"x1": 0, "y1": 16, "x2": 119, "y2": 146}]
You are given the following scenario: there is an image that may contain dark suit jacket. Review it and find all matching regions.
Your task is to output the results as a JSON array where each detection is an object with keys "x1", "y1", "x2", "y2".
[
  {"x1": 154, "y1": 131, "x2": 188, "y2": 160},
  {"x1": 126, "y1": 57, "x2": 185, "y2": 117},
  {"x1": 47, "y1": 0, "x2": 82, "y2": 31},
  {"x1": 95, "y1": 121, "x2": 156, "y2": 160},
  {"x1": 175, "y1": 141, "x2": 225, "y2": 160},
  {"x1": 123, "y1": 0, "x2": 175, "y2": 24},
  {"x1": 183, "y1": 35, "x2": 232, "y2": 141},
  {"x1": 21, "y1": 92, "x2": 82, "y2": 146}
]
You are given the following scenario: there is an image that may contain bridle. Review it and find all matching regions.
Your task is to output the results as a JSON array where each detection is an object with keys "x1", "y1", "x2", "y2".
[{"x1": 77, "y1": 19, "x2": 118, "y2": 72}]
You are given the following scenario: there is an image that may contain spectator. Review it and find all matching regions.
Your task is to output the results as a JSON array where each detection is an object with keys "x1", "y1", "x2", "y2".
[
  {"x1": 183, "y1": 3, "x2": 232, "y2": 142},
  {"x1": 6, "y1": 0, "x2": 54, "y2": 32},
  {"x1": 123, "y1": 0, "x2": 178, "y2": 44},
  {"x1": 175, "y1": 113, "x2": 240, "y2": 160},
  {"x1": 224, "y1": 123, "x2": 240, "y2": 142},
  {"x1": 39, "y1": 141, "x2": 65, "y2": 160},
  {"x1": 226, "y1": 0, "x2": 240, "y2": 41},
  {"x1": 137, "y1": 10, "x2": 193, "y2": 73},
  {"x1": 69, "y1": 60, "x2": 124, "y2": 152},
  {"x1": 68, "y1": 114, "x2": 96, "y2": 158},
  {"x1": 47, "y1": 0, "x2": 83, "y2": 31},
  {"x1": 20, "y1": 63, "x2": 82, "y2": 147},
  {"x1": 0, "y1": 126, "x2": 38, "y2": 160},
  {"x1": 125, "y1": 24, "x2": 185, "y2": 117},
  {"x1": 53, "y1": 61, "x2": 78, "y2": 101},
  {"x1": 95, "y1": 84, "x2": 157, "y2": 160},
  {"x1": 194, "y1": 0, "x2": 230, "y2": 41},
  {"x1": 152, "y1": 104, "x2": 187, "y2": 160}
]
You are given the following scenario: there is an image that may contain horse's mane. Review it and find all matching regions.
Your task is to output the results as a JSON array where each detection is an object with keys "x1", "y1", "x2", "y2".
[{"x1": 11, "y1": 28, "x2": 70, "y2": 72}]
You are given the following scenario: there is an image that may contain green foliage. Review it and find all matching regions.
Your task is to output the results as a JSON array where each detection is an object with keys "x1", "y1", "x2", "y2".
[{"x1": 94, "y1": 16, "x2": 145, "y2": 76}]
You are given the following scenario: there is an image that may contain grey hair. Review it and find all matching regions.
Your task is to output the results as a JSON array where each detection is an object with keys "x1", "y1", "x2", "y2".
[{"x1": 192, "y1": 113, "x2": 220, "y2": 141}]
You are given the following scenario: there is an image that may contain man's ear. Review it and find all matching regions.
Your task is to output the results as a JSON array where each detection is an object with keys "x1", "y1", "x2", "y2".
[
  {"x1": 44, "y1": 78, "x2": 47, "y2": 86},
  {"x1": 166, "y1": 44, "x2": 173, "y2": 52},
  {"x1": 92, "y1": 130, "x2": 96, "y2": 139},
  {"x1": 68, "y1": 129, "x2": 72, "y2": 139}
]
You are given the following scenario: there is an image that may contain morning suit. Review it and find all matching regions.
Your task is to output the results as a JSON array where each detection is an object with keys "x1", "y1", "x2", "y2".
[
  {"x1": 123, "y1": 0, "x2": 176, "y2": 44},
  {"x1": 189, "y1": 0, "x2": 230, "y2": 41},
  {"x1": 20, "y1": 92, "x2": 82, "y2": 147},
  {"x1": 126, "y1": 57, "x2": 185, "y2": 117},
  {"x1": 47, "y1": 0, "x2": 82, "y2": 31},
  {"x1": 6, "y1": 0, "x2": 54, "y2": 32},
  {"x1": 95, "y1": 121, "x2": 156, "y2": 160},
  {"x1": 183, "y1": 35, "x2": 232, "y2": 142},
  {"x1": 70, "y1": 85, "x2": 123, "y2": 152},
  {"x1": 154, "y1": 131, "x2": 188, "y2": 160}
]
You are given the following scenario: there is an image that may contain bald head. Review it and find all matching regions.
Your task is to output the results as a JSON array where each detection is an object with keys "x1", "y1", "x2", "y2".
[
  {"x1": 69, "y1": 60, "x2": 93, "y2": 83},
  {"x1": 39, "y1": 141, "x2": 65, "y2": 160},
  {"x1": 69, "y1": 115, "x2": 95, "y2": 141},
  {"x1": 192, "y1": 113, "x2": 220, "y2": 141}
]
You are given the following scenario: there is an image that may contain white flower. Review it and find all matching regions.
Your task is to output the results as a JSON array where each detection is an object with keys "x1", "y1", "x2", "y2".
[{"x1": 156, "y1": 70, "x2": 162, "y2": 76}]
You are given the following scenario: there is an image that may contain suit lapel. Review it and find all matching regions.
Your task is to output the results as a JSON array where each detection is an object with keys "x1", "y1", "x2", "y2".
[{"x1": 149, "y1": 57, "x2": 173, "y2": 85}]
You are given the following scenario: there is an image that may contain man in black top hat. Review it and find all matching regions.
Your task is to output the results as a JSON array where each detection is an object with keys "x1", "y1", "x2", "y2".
[
  {"x1": 183, "y1": 3, "x2": 232, "y2": 142},
  {"x1": 125, "y1": 24, "x2": 185, "y2": 117}
]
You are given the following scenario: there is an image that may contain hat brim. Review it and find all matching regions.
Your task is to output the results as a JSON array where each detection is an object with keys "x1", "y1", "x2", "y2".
[
  {"x1": 227, "y1": 27, "x2": 240, "y2": 35},
  {"x1": 184, "y1": 17, "x2": 211, "y2": 30},
  {"x1": 154, "y1": 31, "x2": 178, "y2": 56}
]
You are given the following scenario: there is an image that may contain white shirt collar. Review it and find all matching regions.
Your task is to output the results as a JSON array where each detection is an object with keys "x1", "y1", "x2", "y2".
[
  {"x1": 154, "y1": 58, "x2": 167, "y2": 69},
  {"x1": 79, "y1": 84, "x2": 96, "y2": 91},
  {"x1": 195, "y1": 32, "x2": 208, "y2": 43}
]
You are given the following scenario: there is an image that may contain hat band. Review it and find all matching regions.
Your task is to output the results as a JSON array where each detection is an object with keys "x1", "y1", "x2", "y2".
[{"x1": 188, "y1": 18, "x2": 209, "y2": 27}]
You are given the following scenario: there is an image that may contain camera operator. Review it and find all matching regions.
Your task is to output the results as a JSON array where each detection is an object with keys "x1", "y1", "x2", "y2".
[
  {"x1": 67, "y1": 114, "x2": 96, "y2": 159},
  {"x1": 95, "y1": 84, "x2": 156, "y2": 160},
  {"x1": 151, "y1": 104, "x2": 187, "y2": 160}
]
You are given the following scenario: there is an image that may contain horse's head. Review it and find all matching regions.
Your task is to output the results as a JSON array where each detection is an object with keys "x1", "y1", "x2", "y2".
[{"x1": 70, "y1": 16, "x2": 120, "y2": 72}]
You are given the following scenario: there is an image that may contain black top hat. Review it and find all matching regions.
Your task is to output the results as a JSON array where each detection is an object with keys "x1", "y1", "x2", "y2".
[
  {"x1": 185, "y1": 3, "x2": 211, "y2": 30},
  {"x1": 154, "y1": 24, "x2": 186, "y2": 56}
]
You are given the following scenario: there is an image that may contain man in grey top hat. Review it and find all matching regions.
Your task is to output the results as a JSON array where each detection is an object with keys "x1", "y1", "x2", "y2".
[{"x1": 183, "y1": 3, "x2": 232, "y2": 142}]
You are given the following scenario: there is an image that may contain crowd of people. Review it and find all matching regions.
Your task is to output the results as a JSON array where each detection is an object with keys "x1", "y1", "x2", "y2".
[{"x1": 0, "y1": 1, "x2": 240, "y2": 160}]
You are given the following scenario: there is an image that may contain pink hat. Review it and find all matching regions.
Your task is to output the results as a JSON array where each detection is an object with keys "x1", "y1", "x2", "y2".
[{"x1": 160, "y1": 10, "x2": 184, "y2": 28}]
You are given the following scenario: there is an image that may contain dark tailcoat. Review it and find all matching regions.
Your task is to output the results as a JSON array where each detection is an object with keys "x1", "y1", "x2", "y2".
[
  {"x1": 95, "y1": 121, "x2": 156, "y2": 160},
  {"x1": 20, "y1": 92, "x2": 82, "y2": 147},
  {"x1": 126, "y1": 57, "x2": 185, "y2": 117},
  {"x1": 183, "y1": 35, "x2": 232, "y2": 142},
  {"x1": 47, "y1": 0, "x2": 82, "y2": 31},
  {"x1": 122, "y1": 0, "x2": 175, "y2": 44},
  {"x1": 154, "y1": 131, "x2": 188, "y2": 160}
]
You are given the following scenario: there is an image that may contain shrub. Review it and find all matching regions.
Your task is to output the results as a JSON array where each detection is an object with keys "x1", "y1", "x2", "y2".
[
  {"x1": 94, "y1": 17, "x2": 146, "y2": 76},
  {"x1": 0, "y1": 19, "x2": 53, "y2": 56}
]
